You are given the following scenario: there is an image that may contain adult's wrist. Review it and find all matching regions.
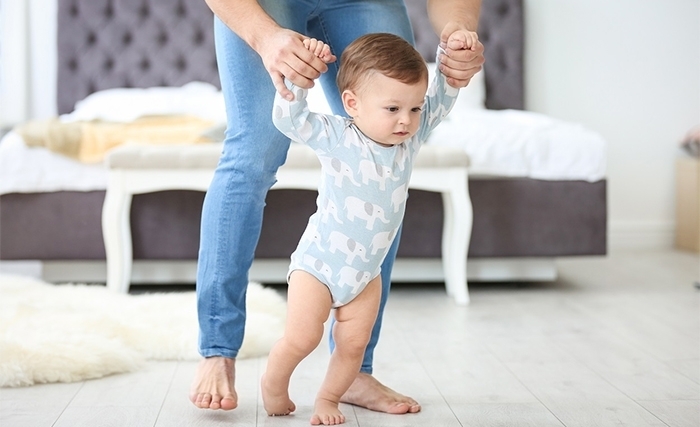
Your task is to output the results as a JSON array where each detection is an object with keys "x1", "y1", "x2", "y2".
[{"x1": 243, "y1": 16, "x2": 281, "y2": 52}]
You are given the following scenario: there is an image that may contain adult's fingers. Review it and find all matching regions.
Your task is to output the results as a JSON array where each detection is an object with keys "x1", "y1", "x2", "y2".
[{"x1": 270, "y1": 71, "x2": 295, "y2": 101}]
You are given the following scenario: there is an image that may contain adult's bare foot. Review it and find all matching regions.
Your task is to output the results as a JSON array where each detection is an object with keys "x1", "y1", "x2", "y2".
[
  {"x1": 189, "y1": 356, "x2": 238, "y2": 410},
  {"x1": 340, "y1": 373, "x2": 421, "y2": 414}
]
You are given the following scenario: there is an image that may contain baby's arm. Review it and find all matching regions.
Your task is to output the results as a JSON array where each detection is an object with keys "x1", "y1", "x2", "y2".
[{"x1": 415, "y1": 47, "x2": 461, "y2": 141}]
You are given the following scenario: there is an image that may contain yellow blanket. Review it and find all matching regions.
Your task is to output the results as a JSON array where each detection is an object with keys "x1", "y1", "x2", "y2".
[{"x1": 14, "y1": 115, "x2": 218, "y2": 163}]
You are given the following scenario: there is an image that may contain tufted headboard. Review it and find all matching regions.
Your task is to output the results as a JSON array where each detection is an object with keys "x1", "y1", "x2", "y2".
[
  {"x1": 56, "y1": 0, "x2": 220, "y2": 114},
  {"x1": 57, "y1": 0, "x2": 523, "y2": 114}
]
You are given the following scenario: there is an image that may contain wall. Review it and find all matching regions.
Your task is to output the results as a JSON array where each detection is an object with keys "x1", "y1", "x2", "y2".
[
  {"x1": 0, "y1": 0, "x2": 56, "y2": 125},
  {"x1": 3, "y1": 0, "x2": 699, "y2": 249},
  {"x1": 524, "y1": 0, "x2": 700, "y2": 249},
  {"x1": 0, "y1": 0, "x2": 29, "y2": 126}
]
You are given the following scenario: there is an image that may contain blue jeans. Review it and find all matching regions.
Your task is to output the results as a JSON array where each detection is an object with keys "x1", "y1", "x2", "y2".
[{"x1": 197, "y1": 0, "x2": 414, "y2": 374}]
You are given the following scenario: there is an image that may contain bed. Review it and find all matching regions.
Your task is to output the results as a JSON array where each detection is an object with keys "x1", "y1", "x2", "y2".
[{"x1": 0, "y1": 0, "x2": 607, "y2": 285}]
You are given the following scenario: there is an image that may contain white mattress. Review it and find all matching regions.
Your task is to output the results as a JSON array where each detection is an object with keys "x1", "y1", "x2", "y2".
[{"x1": 0, "y1": 81, "x2": 607, "y2": 196}]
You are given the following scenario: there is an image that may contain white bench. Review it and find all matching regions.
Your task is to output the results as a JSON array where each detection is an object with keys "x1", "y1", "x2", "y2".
[{"x1": 102, "y1": 143, "x2": 472, "y2": 304}]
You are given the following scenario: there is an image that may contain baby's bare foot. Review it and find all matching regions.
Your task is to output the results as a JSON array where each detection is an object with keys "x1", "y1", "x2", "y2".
[
  {"x1": 261, "y1": 374, "x2": 296, "y2": 416},
  {"x1": 189, "y1": 356, "x2": 238, "y2": 410},
  {"x1": 310, "y1": 397, "x2": 345, "y2": 425}
]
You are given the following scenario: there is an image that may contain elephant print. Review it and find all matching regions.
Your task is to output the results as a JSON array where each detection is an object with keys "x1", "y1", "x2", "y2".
[
  {"x1": 358, "y1": 159, "x2": 398, "y2": 190},
  {"x1": 337, "y1": 266, "x2": 371, "y2": 295},
  {"x1": 328, "y1": 230, "x2": 369, "y2": 264},
  {"x1": 320, "y1": 197, "x2": 343, "y2": 224},
  {"x1": 300, "y1": 223, "x2": 325, "y2": 252},
  {"x1": 370, "y1": 228, "x2": 397, "y2": 255},
  {"x1": 318, "y1": 155, "x2": 361, "y2": 188},
  {"x1": 344, "y1": 196, "x2": 390, "y2": 231},
  {"x1": 341, "y1": 132, "x2": 373, "y2": 158},
  {"x1": 390, "y1": 184, "x2": 408, "y2": 213},
  {"x1": 272, "y1": 99, "x2": 314, "y2": 142},
  {"x1": 394, "y1": 144, "x2": 410, "y2": 171},
  {"x1": 302, "y1": 254, "x2": 334, "y2": 283}
]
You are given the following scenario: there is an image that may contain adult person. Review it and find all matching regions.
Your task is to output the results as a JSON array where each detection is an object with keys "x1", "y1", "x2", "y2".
[{"x1": 191, "y1": 0, "x2": 484, "y2": 414}]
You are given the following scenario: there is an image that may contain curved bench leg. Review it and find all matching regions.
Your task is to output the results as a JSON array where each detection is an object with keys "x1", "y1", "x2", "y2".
[
  {"x1": 102, "y1": 170, "x2": 133, "y2": 293},
  {"x1": 441, "y1": 169, "x2": 472, "y2": 305}
]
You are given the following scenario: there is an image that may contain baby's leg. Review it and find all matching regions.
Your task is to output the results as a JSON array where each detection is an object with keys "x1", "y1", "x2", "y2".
[
  {"x1": 262, "y1": 271, "x2": 332, "y2": 416},
  {"x1": 311, "y1": 277, "x2": 382, "y2": 425}
]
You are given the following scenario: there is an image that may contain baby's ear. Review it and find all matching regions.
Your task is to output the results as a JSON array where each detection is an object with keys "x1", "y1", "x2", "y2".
[{"x1": 341, "y1": 90, "x2": 358, "y2": 116}]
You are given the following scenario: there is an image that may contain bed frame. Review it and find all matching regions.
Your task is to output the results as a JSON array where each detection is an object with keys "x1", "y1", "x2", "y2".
[{"x1": 0, "y1": 0, "x2": 607, "y2": 284}]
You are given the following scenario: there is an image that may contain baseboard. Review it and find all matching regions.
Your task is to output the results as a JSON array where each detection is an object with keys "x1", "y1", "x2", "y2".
[
  {"x1": 608, "y1": 220, "x2": 675, "y2": 250},
  {"x1": 0, "y1": 258, "x2": 558, "y2": 285}
]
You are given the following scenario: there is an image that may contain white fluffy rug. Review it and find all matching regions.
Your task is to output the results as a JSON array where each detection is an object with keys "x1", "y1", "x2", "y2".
[{"x1": 0, "y1": 274, "x2": 286, "y2": 387}]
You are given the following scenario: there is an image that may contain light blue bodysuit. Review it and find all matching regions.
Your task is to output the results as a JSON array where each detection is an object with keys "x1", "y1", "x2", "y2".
[{"x1": 272, "y1": 52, "x2": 459, "y2": 307}]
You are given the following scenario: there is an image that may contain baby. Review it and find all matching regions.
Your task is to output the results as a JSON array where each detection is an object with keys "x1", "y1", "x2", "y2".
[{"x1": 263, "y1": 31, "x2": 475, "y2": 425}]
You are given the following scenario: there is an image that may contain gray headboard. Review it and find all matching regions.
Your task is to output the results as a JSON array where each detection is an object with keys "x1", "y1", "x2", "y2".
[{"x1": 57, "y1": 0, "x2": 523, "y2": 114}]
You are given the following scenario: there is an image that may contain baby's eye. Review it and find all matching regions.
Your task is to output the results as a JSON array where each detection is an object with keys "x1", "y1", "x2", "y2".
[
  {"x1": 411, "y1": 107, "x2": 423, "y2": 113},
  {"x1": 387, "y1": 106, "x2": 399, "y2": 112}
]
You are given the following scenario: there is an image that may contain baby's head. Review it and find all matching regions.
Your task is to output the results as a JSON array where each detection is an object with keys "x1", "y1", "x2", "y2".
[{"x1": 337, "y1": 33, "x2": 428, "y2": 147}]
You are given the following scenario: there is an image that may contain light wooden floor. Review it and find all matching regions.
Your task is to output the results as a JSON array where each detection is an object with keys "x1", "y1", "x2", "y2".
[{"x1": 2, "y1": 249, "x2": 698, "y2": 427}]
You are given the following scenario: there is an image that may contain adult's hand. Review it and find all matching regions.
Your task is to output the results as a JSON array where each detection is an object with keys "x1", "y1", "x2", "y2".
[
  {"x1": 438, "y1": 22, "x2": 485, "y2": 88},
  {"x1": 258, "y1": 28, "x2": 337, "y2": 100}
]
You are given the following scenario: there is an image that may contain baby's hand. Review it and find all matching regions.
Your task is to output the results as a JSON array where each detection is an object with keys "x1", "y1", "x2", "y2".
[
  {"x1": 303, "y1": 38, "x2": 336, "y2": 64},
  {"x1": 447, "y1": 30, "x2": 480, "y2": 51}
]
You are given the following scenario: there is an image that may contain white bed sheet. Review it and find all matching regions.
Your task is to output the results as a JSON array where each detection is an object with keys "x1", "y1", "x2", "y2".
[
  {"x1": 427, "y1": 109, "x2": 607, "y2": 182},
  {"x1": 0, "y1": 131, "x2": 107, "y2": 195},
  {"x1": 0, "y1": 79, "x2": 607, "y2": 196}
]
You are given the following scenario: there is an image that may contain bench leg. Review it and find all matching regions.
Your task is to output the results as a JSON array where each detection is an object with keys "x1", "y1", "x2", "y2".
[
  {"x1": 441, "y1": 169, "x2": 472, "y2": 305},
  {"x1": 102, "y1": 171, "x2": 133, "y2": 293}
]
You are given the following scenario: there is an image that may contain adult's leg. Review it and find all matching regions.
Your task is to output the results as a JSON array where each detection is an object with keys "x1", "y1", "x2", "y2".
[
  {"x1": 308, "y1": 0, "x2": 421, "y2": 414},
  {"x1": 191, "y1": 2, "x2": 316, "y2": 410}
]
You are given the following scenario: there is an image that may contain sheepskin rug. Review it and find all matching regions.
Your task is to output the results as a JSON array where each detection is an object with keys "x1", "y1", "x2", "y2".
[{"x1": 0, "y1": 274, "x2": 286, "y2": 387}]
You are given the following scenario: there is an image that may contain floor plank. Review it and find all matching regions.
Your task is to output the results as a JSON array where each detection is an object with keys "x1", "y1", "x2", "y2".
[
  {"x1": 0, "y1": 382, "x2": 83, "y2": 426},
  {"x1": 155, "y1": 359, "x2": 261, "y2": 427},
  {"x1": 452, "y1": 403, "x2": 566, "y2": 427},
  {"x1": 637, "y1": 400, "x2": 700, "y2": 427}
]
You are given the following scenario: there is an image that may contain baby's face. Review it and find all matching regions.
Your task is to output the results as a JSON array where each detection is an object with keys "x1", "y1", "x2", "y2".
[{"x1": 351, "y1": 73, "x2": 428, "y2": 147}]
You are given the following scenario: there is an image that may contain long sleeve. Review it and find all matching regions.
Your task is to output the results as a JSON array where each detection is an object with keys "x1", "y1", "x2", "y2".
[
  {"x1": 416, "y1": 47, "x2": 461, "y2": 142},
  {"x1": 272, "y1": 81, "x2": 346, "y2": 152}
]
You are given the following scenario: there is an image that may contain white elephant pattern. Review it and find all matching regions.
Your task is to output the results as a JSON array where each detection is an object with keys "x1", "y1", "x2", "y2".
[
  {"x1": 328, "y1": 230, "x2": 369, "y2": 264},
  {"x1": 390, "y1": 184, "x2": 408, "y2": 213},
  {"x1": 337, "y1": 266, "x2": 372, "y2": 295},
  {"x1": 299, "y1": 223, "x2": 325, "y2": 252},
  {"x1": 358, "y1": 159, "x2": 398, "y2": 190},
  {"x1": 318, "y1": 155, "x2": 361, "y2": 188},
  {"x1": 301, "y1": 254, "x2": 333, "y2": 284},
  {"x1": 320, "y1": 197, "x2": 343, "y2": 224},
  {"x1": 344, "y1": 196, "x2": 390, "y2": 231},
  {"x1": 370, "y1": 228, "x2": 397, "y2": 255}
]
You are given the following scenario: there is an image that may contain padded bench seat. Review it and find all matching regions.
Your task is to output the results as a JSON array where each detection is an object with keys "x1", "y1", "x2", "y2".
[{"x1": 102, "y1": 143, "x2": 472, "y2": 304}]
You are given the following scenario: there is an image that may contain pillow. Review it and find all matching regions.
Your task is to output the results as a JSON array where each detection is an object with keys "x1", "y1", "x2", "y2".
[
  {"x1": 61, "y1": 82, "x2": 226, "y2": 124},
  {"x1": 426, "y1": 62, "x2": 486, "y2": 111}
]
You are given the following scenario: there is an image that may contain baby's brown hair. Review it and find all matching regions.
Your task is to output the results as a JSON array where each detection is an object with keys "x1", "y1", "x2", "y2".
[{"x1": 336, "y1": 33, "x2": 427, "y2": 93}]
